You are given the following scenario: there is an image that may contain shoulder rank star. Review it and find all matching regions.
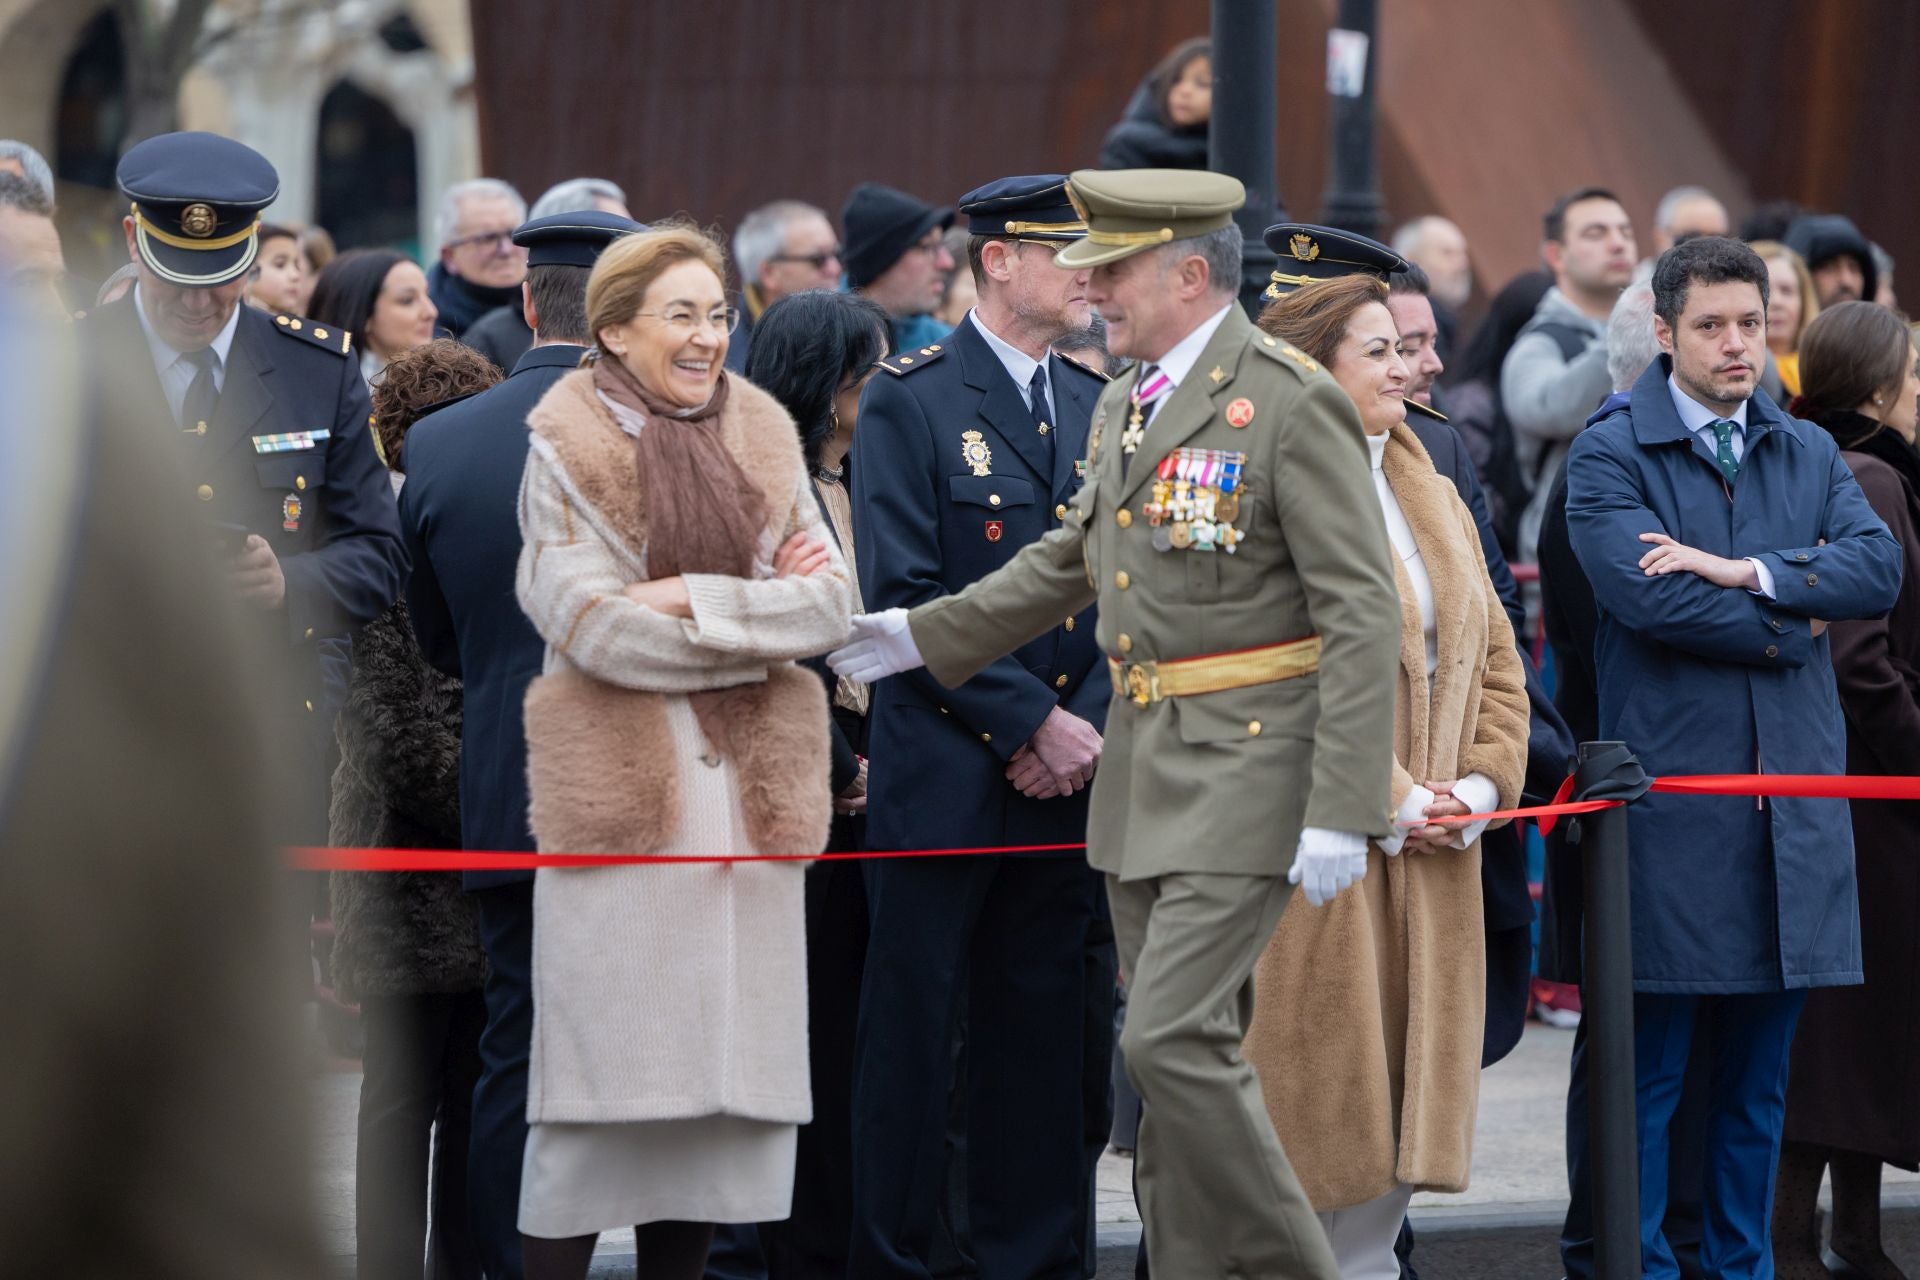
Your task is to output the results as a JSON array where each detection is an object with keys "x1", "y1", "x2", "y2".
[{"x1": 961, "y1": 429, "x2": 993, "y2": 477}]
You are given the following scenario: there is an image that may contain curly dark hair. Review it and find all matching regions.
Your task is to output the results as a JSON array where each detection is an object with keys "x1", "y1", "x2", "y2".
[
  {"x1": 369, "y1": 338, "x2": 501, "y2": 472},
  {"x1": 1651, "y1": 235, "x2": 1770, "y2": 330}
]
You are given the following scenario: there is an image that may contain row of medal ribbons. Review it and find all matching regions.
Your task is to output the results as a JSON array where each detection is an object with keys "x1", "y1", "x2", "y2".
[{"x1": 1144, "y1": 446, "x2": 1248, "y2": 553}]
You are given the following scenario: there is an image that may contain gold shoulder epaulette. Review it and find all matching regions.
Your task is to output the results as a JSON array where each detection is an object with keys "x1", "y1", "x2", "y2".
[
  {"x1": 273, "y1": 312, "x2": 354, "y2": 357},
  {"x1": 878, "y1": 342, "x2": 946, "y2": 376},
  {"x1": 1055, "y1": 350, "x2": 1111, "y2": 382},
  {"x1": 1250, "y1": 333, "x2": 1319, "y2": 377}
]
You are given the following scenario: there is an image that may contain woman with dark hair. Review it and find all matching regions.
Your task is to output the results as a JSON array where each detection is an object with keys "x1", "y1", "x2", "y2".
[
  {"x1": 1773, "y1": 300, "x2": 1920, "y2": 1280},
  {"x1": 330, "y1": 337, "x2": 502, "y2": 1280},
  {"x1": 1096, "y1": 36, "x2": 1211, "y2": 170},
  {"x1": 741, "y1": 287, "x2": 888, "y2": 1279},
  {"x1": 308, "y1": 248, "x2": 440, "y2": 389}
]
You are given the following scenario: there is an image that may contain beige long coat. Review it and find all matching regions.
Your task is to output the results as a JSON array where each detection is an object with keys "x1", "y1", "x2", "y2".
[{"x1": 1245, "y1": 422, "x2": 1529, "y2": 1209}]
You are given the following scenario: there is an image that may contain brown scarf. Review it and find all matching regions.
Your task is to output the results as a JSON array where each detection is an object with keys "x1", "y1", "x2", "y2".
[{"x1": 592, "y1": 354, "x2": 772, "y2": 760}]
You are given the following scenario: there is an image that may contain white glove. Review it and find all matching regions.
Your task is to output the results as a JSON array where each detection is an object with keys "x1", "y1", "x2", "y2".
[
  {"x1": 1378, "y1": 785, "x2": 1436, "y2": 857},
  {"x1": 1287, "y1": 826, "x2": 1369, "y2": 907},
  {"x1": 827, "y1": 608, "x2": 923, "y2": 682}
]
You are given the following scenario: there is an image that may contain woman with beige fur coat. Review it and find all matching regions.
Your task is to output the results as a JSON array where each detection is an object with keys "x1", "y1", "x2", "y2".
[
  {"x1": 511, "y1": 225, "x2": 852, "y2": 1280},
  {"x1": 1250, "y1": 275, "x2": 1529, "y2": 1280}
]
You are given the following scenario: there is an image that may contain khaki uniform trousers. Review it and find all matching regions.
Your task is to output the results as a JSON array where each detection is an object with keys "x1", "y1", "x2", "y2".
[{"x1": 1109, "y1": 872, "x2": 1338, "y2": 1280}]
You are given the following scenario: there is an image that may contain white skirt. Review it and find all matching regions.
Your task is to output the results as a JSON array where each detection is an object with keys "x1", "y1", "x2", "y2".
[{"x1": 518, "y1": 1113, "x2": 797, "y2": 1238}]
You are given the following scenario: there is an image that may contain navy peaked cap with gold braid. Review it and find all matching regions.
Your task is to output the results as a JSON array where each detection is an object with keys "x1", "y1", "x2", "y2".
[
  {"x1": 1260, "y1": 222, "x2": 1408, "y2": 300},
  {"x1": 958, "y1": 175, "x2": 1087, "y2": 241},
  {"x1": 117, "y1": 132, "x2": 279, "y2": 288}
]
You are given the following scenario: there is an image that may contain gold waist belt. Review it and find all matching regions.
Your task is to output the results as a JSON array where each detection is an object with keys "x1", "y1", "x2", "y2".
[{"x1": 1108, "y1": 635, "x2": 1322, "y2": 707}]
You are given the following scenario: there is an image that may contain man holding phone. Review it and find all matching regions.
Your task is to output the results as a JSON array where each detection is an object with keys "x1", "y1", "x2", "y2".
[{"x1": 83, "y1": 131, "x2": 406, "y2": 841}]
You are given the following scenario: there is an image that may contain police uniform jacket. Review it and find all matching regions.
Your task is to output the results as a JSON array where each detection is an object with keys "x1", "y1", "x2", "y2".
[
  {"x1": 84, "y1": 297, "x2": 406, "y2": 836},
  {"x1": 399, "y1": 343, "x2": 583, "y2": 888},
  {"x1": 852, "y1": 315, "x2": 1109, "y2": 852},
  {"x1": 908, "y1": 305, "x2": 1402, "y2": 879}
]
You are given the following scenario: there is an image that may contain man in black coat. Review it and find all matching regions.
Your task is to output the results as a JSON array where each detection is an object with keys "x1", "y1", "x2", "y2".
[
  {"x1": 83, "y1": 131, "x2": 407, "y2": 844},
  {"x1": 398, "y1": 210, "x2": 641, "y2": 1280},
  {"x1": 848, "y1": 177, "x2": 1114, "y2": 1280}
]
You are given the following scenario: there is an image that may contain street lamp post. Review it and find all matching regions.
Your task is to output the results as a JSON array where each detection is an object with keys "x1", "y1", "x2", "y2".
[
  {"x1": 1320, "y1": 0, "x2": 1385, "y2": 238},
  {"x1": 1209, "y1": 0, "x2": 1284, "y2": 316}
]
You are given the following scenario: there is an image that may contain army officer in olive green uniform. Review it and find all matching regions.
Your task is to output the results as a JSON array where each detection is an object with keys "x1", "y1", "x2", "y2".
[{"x1": 831, "y1": 169, "x2": 1403, "y2": 1280}]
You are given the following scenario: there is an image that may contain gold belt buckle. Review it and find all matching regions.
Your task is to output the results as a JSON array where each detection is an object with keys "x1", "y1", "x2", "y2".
[{"x1": 1125, "y1": 661, "x2": 1159, "y2": 707}]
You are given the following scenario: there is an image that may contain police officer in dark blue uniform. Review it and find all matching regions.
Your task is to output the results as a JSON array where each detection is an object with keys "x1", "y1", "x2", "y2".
[
  {"x1": 398, "y1": 208, "x2": 642, "y2": 1280},
  {"x1": 84, "y1": 131, "x2": 406, "y2": 841},
  {"x1": 848, "y1": 175, "x2": 1115, "y2": 1280}
]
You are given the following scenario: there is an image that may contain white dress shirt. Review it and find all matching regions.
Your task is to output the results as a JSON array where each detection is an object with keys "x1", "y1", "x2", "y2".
[
  {"x1": 1146, "y1": 302, "x2": 1235, "y2": 390},
  {"x1": 1665, "y1": 373, "x2": 1776, "y2": 598},
  {"x1": 133, "y1": 284, "x2": 241, "y2": 429},
  {"x1": 969, "y1": 310, "x2": 1050, "y2": 411}
]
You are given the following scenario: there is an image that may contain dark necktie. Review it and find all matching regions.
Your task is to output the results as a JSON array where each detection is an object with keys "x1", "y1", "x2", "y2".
[
  {"x1": 182, "y1": 346, "x2": 221, "y2": 435},
  {"x1": 1029, "y1": 364, "x2": 1053, "y2": 437},
  {"x1": 1710, "y1": 419, "x2": 1740, "y2": 484}
]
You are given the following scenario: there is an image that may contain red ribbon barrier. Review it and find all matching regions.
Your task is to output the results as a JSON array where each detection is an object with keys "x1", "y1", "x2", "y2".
[{"x1": 292, "y1": 773, "x2": 1920, "y2": 872}]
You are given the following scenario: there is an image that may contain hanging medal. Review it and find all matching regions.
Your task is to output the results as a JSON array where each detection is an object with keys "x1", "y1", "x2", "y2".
[
  {"x1": 1146, "y1": 453, "x2": 1176, "y2": 528},
  {"x1": 1217, "y1": 452, "x2": 1244, "y2": 553},
  {"x1": 1191, "y1": 451, "x2": 1219, "y2": 551},
  {"x1": 1169, "y1": 451, "x2": 1195, "y2": 549},
  {"x1": 1216, "y1": 452, "x2": 1244, "y2": 524}
]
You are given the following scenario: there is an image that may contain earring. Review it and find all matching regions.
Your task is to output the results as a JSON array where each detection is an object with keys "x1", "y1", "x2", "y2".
[
  {"x1": 1876, "y1": 396, "x2": 1885, "y2": 405},
  {"x1": 830, "y1": 406, "x2": 841, "y2": 430}
]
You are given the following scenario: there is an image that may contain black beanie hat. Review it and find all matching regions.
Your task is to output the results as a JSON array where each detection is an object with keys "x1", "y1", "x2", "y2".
[
  {"x1": 1784, "y1": 214, "x2": 1879, "y2": 303},
  {"x1": 840, "y1": 182, "x2": 954, "y2": 290}
]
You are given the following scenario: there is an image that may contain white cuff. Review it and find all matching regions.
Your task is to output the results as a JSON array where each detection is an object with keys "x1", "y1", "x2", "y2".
[
  {"x1": 1299, "y1": 826, "x2": 1368, "y2": 858},
  {"x1": 1448, "y1": 772, "x2": 1501, "y2": 849},
  {"x1": 1745, "y1": 557, "x2": 1776, "y2": 600},
  {"x1": 1379, "y1": 785, "x2": 1435, "y2": 857}
]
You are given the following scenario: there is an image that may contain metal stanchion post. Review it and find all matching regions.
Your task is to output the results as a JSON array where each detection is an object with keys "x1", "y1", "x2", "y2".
[{"x1": 1574, "y1": 740, "x2": 1647, "y2": 1280}]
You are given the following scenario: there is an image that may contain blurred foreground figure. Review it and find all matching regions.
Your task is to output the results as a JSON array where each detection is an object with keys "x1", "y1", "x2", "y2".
[{"x1": 0, "y1": 288, "x2": 324, "y2": 1277}]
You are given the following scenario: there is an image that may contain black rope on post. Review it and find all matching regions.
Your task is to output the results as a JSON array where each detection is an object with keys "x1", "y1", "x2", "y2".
[{"x1": 1568, "y1": 741, "x2": 1652, "y2": 1280}]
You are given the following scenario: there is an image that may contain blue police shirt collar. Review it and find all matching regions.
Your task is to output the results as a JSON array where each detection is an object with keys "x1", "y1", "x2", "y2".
[
  {"x1": 132, "y1": 282, "x2": 241, "y2": 378},
  {"x1": 967, "y1": 309, "x2": 1046, "y2": 404},
  {"x1": 1666, "y1": 370, "x2": 1748, "y2": 437}
]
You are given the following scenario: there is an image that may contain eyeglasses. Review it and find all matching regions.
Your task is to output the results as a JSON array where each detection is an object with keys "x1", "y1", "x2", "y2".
[
  {"x1": 444, "y1": 230, "x2": 519, "y2": 255},
  {"x1": 902, "y1": 237, "x2": 948, "y2": 257},
  {"x1": 634, "y1": 306, "x2": 742, "y2": 335},
  {"x1": 770, "y1": 247, "x2": 843, "y2": 270}
]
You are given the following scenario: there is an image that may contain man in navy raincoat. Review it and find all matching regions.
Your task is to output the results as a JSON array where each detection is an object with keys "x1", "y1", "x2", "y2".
[{"x1": 1566, "y1": 236, "x2": 1902, "y2": 1280}]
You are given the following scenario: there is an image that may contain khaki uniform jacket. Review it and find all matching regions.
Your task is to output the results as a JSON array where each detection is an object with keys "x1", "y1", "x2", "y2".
[{"x1": 911, "y1": 306, "x2": 1403, "y2": 880}]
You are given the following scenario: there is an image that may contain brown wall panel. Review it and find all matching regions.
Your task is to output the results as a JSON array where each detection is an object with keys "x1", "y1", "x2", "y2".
[
  {"x1": 472, "y1": 2, "x2": 1218, "y2": 242},
  {"x1": 471, "y1": 2, "x2": 1914, "y2": 307},
  {"x1": 1624, "y1": 0, "x2": 1920, "y2": 292}
]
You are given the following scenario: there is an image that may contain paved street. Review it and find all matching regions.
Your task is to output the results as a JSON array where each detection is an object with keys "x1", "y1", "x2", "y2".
[{"x1": 313, "y1": 1020, "x2": 1920, "y2": 1276}]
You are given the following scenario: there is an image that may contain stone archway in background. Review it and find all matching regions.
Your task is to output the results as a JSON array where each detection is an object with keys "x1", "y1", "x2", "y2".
[{"x1": 314, "y1": 77, "x2": 419, "y2": 253}]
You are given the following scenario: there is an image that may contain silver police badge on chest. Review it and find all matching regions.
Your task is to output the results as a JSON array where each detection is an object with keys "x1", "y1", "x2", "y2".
[{"x1": 961, "y1": 430, "x2": 993, "y2": 477}]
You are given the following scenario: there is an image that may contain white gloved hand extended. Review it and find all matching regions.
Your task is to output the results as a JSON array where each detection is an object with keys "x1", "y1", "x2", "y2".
[
  {"x1": 827, "y1": 608, "x2": 924, "y2": 682},
  {"x1": 1287, "y1": 826, "x2": 1369, "y2": 907}
]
